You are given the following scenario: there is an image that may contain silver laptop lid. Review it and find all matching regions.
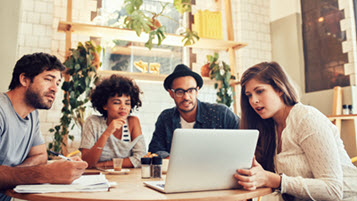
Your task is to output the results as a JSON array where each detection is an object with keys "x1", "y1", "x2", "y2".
[{"x1": 164, "y1": 129, "x2": 259, "y2": 193}]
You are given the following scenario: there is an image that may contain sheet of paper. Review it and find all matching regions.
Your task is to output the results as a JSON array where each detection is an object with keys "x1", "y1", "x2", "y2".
[{"x1": 14, "y1": 175, "x2": 110, "y2": 193}]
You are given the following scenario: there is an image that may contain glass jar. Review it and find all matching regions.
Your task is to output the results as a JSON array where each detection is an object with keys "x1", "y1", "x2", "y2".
[
  {"x1": 151, "y1": 157, "x2": 162, "y2": 178},
  {"x1": 141, "y1": 157, "x2": 151, "y2": 179},
  {"x1": 343, "y1": 105, "x2": 349, "y2": 115},
  {"x1": 348, "y1": 105, "x2": 353, "y2": 114}
]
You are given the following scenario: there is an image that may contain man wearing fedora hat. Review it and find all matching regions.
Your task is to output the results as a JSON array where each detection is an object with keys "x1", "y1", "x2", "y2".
[{"x1": 148, "y1": 64, "x2": 240, "y2": 158}]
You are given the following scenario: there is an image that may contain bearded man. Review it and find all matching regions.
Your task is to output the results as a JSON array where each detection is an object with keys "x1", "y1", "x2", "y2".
[{"x1": 0, "y1": 53, "x2": 87, "y2": 201}]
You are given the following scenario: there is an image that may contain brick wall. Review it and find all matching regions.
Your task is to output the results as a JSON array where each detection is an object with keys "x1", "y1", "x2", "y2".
[
  {"x1": 339, "y1": 0, "x2": 357, "y2": 85},
  {"x1": 191, "y1": 0, "x2": 271, "y2": 76}
]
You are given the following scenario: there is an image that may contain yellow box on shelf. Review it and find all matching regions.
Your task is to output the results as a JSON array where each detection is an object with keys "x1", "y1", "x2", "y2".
[{"x1": 194, "y1": 10, "x2": 223, "y2": 40}]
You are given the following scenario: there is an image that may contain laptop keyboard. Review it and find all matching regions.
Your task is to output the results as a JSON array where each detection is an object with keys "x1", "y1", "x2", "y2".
[{"x1": 157, "y1": 183, "x2": 165, "y2": 188}]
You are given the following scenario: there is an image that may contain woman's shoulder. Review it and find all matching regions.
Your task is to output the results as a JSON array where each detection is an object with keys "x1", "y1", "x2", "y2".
[
  {"x1": 288, "y1": 103, "x2": 336, "y2": 136},
  {"x1": 290, "y1": 103, "x2": 326, "y2": 119},
  {"x1": 86, "y1": 114, "x2": 105, "y2": 122},
  {"x1": 127, "y1": 115, "x2": 142, "y2": 139},
  {"x1": 127, "y1": 115, "x2": 140, "y2": 123}
]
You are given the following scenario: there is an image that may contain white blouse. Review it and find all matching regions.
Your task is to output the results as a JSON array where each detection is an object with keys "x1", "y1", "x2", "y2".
[{"x1": 274, "y1": 103, "x2": 357, "y2": 201}]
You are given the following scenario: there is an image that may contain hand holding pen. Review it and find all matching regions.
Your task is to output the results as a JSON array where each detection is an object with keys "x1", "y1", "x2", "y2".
[{"x1": 48, "y1": 150, "x2": 72, "y2": 161}]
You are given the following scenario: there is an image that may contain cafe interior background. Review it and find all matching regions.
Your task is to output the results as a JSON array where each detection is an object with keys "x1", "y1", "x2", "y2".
[{"x1": 0, "y1": 0, "x2": 357, "y2": 164}]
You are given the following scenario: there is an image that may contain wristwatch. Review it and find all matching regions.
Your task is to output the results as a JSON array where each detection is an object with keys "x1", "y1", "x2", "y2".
[{"x1": 276, "y1": 173, "x2": 283, "y2": 192}]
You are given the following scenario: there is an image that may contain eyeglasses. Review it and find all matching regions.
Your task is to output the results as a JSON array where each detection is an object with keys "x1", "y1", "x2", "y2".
[{"x1": 171, "y1": 87, "x2": 198, "y2": 97}]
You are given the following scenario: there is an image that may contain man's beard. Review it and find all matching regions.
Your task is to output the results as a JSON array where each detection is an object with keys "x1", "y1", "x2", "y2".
[
  {"x1": 25, "y1": 86, "x2": 54, "y2": 110},
  {"x1": 178, "y1": 100, "x2": 196, "y2": 113}
]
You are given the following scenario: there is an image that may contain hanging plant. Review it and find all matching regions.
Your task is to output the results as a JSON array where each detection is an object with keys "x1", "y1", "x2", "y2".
[
  {"x1": 206, "y1": 53, "x2": 235, "y2": 108},
  {"x1": 47, "y1": 41, "x2": 102, "y2": 154},
  {"x1": 123, "y1": 0, "x2": 199, "y2": 50}
]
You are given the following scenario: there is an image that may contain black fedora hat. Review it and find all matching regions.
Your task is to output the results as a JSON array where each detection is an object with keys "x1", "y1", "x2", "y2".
[{"x1": 163, "y1": 64, "x2": 203, "y2": 91}]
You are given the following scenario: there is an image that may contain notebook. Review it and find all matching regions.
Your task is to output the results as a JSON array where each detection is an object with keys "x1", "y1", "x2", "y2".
[
  {"x1": 14, "y1": 175, "x2": 111, "y2": 193},
  {"x1": 144, "y1": 128, "x2": 259, "y2": 193}
]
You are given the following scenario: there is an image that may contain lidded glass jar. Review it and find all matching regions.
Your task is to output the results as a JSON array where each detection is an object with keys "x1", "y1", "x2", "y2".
[
  {"x1": 151, "y1": 157, "x2": 162, "y2": 178},
  {"x1": 141, "y1": 157, "x2": 151, "y2": 179}
]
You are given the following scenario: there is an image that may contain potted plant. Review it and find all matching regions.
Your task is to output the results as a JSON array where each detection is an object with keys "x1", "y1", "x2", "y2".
[
  {"x1": 48, "y1": 41, "x2": 102, "y2": 155},
  {"x1": 205, "y1": 53, "x2": 236, "y2": 108}
]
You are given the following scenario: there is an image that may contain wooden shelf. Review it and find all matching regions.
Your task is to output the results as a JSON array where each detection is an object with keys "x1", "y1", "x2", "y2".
[
  {"x1": 327, "y1": 114, "x2": 357, "y2": 120},
  {"x1": 58, "y1": 21, "x2": 247, "y2": 51},
  {"x1": 98, "y1": 70, "x2": 216, "y2": 85},
  {"x1": 110, "y1": 46, "x2": 180, "y2": 57}
]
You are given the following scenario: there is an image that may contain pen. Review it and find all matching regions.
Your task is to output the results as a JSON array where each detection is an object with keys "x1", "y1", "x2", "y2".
[
  {"x1": 48, "y1": 150, "x2": 72, "y2": 161},
  {"x1": 66, "y1": 150, "x2": 81, "y2": 157}
]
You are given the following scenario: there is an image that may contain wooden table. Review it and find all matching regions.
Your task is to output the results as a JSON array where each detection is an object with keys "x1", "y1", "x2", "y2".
[{"x1": 6, "y1": 168, "x2": 272, "y2": 201}]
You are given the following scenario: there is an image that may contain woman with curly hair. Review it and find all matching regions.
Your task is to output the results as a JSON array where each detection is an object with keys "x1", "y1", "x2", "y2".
[{"x1": 79, "y1": 74, "x2": 146, "y2": 168}]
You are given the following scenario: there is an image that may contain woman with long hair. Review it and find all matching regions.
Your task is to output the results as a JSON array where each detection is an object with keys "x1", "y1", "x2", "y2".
[{"x1": 235, "y1": 62, "x2": 357, "y2": 200}]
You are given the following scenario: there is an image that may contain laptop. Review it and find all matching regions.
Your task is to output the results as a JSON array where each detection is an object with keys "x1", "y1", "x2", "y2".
[{"x1": 144, "y1": 128, "x2": 259, "y2": 193}]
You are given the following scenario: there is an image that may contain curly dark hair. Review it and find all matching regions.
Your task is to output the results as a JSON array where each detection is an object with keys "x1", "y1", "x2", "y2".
[{"x1": 91, "y1": 74, "x2": 142, "y2": 117}]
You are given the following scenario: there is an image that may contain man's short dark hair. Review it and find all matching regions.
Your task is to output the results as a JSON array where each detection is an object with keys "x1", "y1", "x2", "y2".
[{"x1": 8, "y1": 52, "x2": 66, "y2": 90}]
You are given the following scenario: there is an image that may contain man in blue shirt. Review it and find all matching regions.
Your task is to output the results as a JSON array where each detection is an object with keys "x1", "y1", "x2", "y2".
[{"x1": 148, "y1": 64, "x2": 240, "y2": 158}]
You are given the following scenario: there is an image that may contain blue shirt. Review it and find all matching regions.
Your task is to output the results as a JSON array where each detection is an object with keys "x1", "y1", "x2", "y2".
[{"x1": 148, "y1": 100, "x2": 239, "y2": 157}]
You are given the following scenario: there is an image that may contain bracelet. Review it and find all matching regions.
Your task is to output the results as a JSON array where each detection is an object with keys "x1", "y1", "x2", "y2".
[{"x1": 97, "y1": 146, "x2": 103, "y2": 150}]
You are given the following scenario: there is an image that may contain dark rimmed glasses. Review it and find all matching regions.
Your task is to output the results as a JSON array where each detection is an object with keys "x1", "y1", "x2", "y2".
[{"x1": 171, "y1": 87, "x2": 198, "y2": 97}]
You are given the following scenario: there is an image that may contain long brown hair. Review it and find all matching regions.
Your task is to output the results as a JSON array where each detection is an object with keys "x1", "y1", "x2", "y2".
[{"x1": 240, "y1": 62, "x2": 299, "y2": 171}]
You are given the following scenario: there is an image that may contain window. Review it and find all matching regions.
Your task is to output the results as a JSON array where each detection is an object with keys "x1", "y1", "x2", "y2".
[
  {"x1": 99, "y1": 0, "x2": 184, "y2": 74},
  {"x1": 301, "y1": 0, "x2": 349, "y2": 92}
]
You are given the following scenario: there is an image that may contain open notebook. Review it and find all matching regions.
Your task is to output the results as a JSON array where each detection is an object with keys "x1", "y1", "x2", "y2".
[{"x1": 14, "y1": 174, "x2": 111, "y2": 193}]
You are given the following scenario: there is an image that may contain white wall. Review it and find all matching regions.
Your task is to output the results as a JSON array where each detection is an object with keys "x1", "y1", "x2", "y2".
[
  {"x1": 0, "y1": 0, "x2": 22, "y2": 92},
  {"x1": 270, "y1": 0, "x2": 300, "y2": 22}
]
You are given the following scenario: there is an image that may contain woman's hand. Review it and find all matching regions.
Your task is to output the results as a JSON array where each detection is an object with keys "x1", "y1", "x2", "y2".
[
  {"x1": 106, "y1": 118, "x2": 126, "y2": 135},
  {"x1": 234, "y1": 158, "x2": 268, "y2": 190}
]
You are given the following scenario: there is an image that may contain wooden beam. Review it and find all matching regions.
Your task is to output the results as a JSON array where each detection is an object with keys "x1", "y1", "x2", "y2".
[
  {"x1": 61, "y1": 0, "x2": 73, "y2": 156},
  {"x1": 224, "y1": 0, "x2": 239, "y2": 114},
  {"x1": 332, "y1": 86, "x2": 342, "y2": 134},
  {"x1": 224, "y1": 0, "x2": 234, "y2": 41}
]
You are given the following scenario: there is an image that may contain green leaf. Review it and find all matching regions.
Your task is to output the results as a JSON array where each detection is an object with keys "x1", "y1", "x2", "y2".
[
  {"x1": 74, "y1": 64, "x2": 81, "y2": 71},
  {"x1": 174, "y1": 0, "x2": 191, "y2": 14},
  {"x1": 68, "y1": 135, "x2": 74, "y2": 141},
  {"x1": 62, "y1": 82, "x2": 70, "y2": 91}
]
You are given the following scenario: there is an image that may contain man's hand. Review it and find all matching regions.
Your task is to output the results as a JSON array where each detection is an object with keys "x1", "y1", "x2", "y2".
[{"x1": 44, "y1": 159, "x2": 88, "y2": 184}]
